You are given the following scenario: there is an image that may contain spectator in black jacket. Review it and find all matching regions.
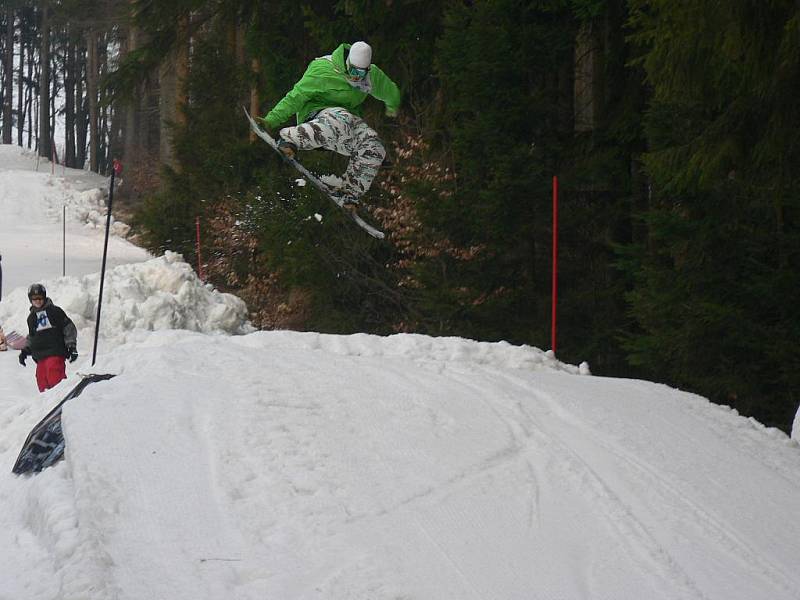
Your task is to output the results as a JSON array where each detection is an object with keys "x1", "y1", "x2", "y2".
[{"x1": 18, "y1": 284, "x2": 78, "y2": 392}]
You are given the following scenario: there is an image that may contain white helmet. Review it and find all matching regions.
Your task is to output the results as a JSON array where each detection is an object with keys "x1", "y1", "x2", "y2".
[{"x1": 348, "y1": 41, "x2": 372, "y2": 69}]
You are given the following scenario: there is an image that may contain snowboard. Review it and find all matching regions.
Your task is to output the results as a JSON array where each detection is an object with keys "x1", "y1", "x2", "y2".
[
  {"x1": 5, "y1": 330, "x2": 27, "y2": 351},
  {"x1": 243, "y1": 107, "x2": 386, "y2": 240},
  {"x1": 12, "y1": 373, "x2": 116, "y2": 475}
]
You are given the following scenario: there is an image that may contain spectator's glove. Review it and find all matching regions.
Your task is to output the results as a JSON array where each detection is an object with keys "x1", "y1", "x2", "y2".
[
  {"x1": 385, "y1": 108, "x2": 398, "y2": 118},
  {"x1": 67, "y1": 346, "x2": 79, "y2": 363},
  {"x1": 18, "y1": 350, "x2": 29, "y2": 367}
]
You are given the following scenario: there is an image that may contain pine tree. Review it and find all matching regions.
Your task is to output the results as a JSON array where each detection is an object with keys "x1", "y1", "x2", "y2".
[
  {"x1": 406, "y1": 0, "x2": 575, "y2": 344},
  {"x1": 624, "y1": 0, "x2": 800, "y2": 430}
]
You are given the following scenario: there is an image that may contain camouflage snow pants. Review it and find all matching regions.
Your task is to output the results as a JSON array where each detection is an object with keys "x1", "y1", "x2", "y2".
[{"x1": 278, "y1": 107, "x2": 386, "y2": 200}]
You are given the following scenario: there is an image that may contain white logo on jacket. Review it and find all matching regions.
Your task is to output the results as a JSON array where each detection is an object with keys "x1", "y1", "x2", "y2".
[{"x1": 35, "y1": 310, "x2": 53, "y2": 332}]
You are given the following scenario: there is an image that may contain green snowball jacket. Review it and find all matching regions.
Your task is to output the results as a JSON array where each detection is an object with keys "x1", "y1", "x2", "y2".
[{"x1": 263, "y1": 43, "x2": 401, "y2": 129}]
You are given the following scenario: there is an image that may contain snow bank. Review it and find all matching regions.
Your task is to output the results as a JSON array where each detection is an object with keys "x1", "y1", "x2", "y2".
[
  {"x1": 65, "y1": 187, "x2": 131, "y2": 237},
  {"x1": 0, "y1": 252, "x2": 252, "y2": 345},
  {"x1": 30, "y1": 329, "x2": 799, "y2": 600},
  {"x1": 793, "y1": 405, "x2": 800, "y2": 441},
  {"x1": 235, "y1": 330, "x2": 589, "y2": 374},
  {"x1": 19, "y1": 165, "x2": 132, "y2": 238}
]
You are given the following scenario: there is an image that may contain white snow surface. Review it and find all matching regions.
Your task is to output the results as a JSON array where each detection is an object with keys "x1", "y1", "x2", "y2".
[
  {"x1": 795, "y1": 408, "x2": 800, "y2": 442},
  {"x1": 0, "y1": 251, "x2": 252, "y2": 345},
  {"x1": 1, "y1": 143, "x2": 800, "y2": 599},
  {"x1": 0, "y1": 145, "x2": 150, "y2": 295}
]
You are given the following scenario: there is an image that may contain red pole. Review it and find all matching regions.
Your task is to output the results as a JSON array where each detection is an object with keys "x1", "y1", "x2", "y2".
[
  {"x1": 195, "y1": 216, "x2": 205, "y2": 282},
  {"x1": 551, "y1": 175, "x2": 558, "y2": 354}
]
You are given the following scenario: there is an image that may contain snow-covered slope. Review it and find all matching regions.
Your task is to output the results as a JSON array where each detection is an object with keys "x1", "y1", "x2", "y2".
[
  {"x1": 2, "y1": 329, "x2": 799, "y2": 600},
  {"x1": 0, "y1": 145, "x2": 149, "y2": 296},
  {"x1": 1, "y1": 144, "x2": 799, "y2": 599},
  {"x1": 794, "y1": 406, "x2": 800, "y2": 442},
  {"x1": 792, "y1": 407, "x2": 800, "y2": 441}
]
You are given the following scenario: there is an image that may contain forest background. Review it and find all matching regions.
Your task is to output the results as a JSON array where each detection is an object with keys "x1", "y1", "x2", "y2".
[{"x1": 1, "y1": 0, "x2": 798, "y2": 433}]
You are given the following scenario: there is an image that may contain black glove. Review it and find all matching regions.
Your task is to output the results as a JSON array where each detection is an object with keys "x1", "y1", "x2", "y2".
[
  {"x1": 67, "y1": 346, "x2": 79, "y2": 363},
  {"x1": 18, "y1": 350, "x2": 28, "y2": 367}
]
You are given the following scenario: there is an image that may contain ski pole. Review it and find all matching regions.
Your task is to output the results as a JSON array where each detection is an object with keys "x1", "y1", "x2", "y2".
[{"x1": 92, "y1": 160, "x2": 122, "y2": 366}]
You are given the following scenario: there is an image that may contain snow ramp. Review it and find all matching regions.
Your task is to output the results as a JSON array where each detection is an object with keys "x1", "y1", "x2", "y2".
[{"x1": 2, "y1": 330, "x2": 798, "y2": 599}]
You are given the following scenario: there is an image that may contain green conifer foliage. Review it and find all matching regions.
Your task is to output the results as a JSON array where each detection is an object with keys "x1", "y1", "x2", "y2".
[
  {"x1": 625, "y1": 0, "x2": 800, "y2": 430},
  {"x1": 136, "y1": 23, "x2": 256, "y2": 258},
  {"x1": 417, "y1": 0, "x2": 574, "y2": 343}
]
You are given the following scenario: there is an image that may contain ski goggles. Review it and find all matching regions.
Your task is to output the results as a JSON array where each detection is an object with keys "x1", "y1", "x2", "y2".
[{"x1": 346, "y1": 64, "x2": 370, "y2": 81}]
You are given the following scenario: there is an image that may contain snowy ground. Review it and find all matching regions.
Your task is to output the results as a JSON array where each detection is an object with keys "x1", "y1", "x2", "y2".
[
  {"x1": 1, "y1": 144, "x2": 800, "y2": 599},
  {"x1": 0, "y1": 145, "x2": 148, "y2": 296}
]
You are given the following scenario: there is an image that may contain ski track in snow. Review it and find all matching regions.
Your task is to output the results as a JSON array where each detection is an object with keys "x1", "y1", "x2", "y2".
[
  {"x1": 397, "y1": 363, "x2": 688, "y2": 600},
  {"x1": 502, "y1": 372, "x2": 800, "y2": 600}
]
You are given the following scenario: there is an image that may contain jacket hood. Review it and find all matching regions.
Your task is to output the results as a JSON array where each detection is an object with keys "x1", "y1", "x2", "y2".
[{"x1": 330, "y1": 43, "x2": 350, "y2": 71}]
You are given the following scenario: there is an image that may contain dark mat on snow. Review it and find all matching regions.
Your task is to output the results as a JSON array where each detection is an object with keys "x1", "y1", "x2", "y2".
[{"x1": 12, "y1": 374, "x2": 116, "y2": 475}]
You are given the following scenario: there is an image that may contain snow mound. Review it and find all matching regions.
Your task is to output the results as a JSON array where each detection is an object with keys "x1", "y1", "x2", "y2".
[
  {"x1": 53, "y1": 185, "x2": 131, "y2": 237},
  {"x1": 793, "y1": 405, "x2": 800, "y2": 441},
  {"x1": 0, "y1": 252, "x2": 252, "y2": 344},
  {"x1": 236, "y1": 330, "x2": 589, "y2": 374},
  {"x1": 31, "y1": 329, "x2": 798, "y2": 600}
]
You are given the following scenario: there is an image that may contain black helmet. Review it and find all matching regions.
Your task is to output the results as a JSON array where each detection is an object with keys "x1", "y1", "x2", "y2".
[{"x1": 28, "y1": 283, "x2": 47, "y2": 299}]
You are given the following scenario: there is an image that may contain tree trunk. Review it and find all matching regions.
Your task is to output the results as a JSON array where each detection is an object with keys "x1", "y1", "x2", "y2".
[
  {"x1": 157, "y1": 52, "x2": 176, "y2": 168},
  {"x1": 38, "y1": 3, "x2": 50, "y2": 159},
  {"x1": 175, "y1": 15, "x2": 188, "y2": 129},
  {"x1": 249, "y1": 58, "x2": 260, "y2": 142},
  {"x1": 158, "y1": 15, "x2": 188, "y2": 169},
  {"x1": 63, "y1": 31, "x2": 75, "y2": 166},
  {"x1": 26, "y1": 36, "x2": 33, "y2": 148},
  {"x1": 235, "y1": 20, "x2": 245, "y2": 64},
  {"x1": 119, "y1": 25, "x2": 134, "y2": 166},
  {"x1": 3, "y1": 7, "x2": 14, "y2": 144},
  {"x1": 87, "y1": 29, "x2": 98, "y2": 172},
  {"x1": 50, "y1": 47, "x2": 56, "y2": 161},
  {"x1": 17, "y1": 17, "x2": 24, "y2": 147},
  {"x1": 76, "y1": 42, "x2": 87, "y2": 167},
  {"x1": 0, "y1": 18, "x2": 5, "y2": 129},
  {"x1": 574, "y1": 22, "x2": 598, "y2": 134},
  {"x1": 99, "y1": 36, "x2": 110, "y2": 172}
]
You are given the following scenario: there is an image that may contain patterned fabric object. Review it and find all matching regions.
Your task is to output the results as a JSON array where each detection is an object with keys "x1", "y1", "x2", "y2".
[
  {"x1": 13, "y1": 374, "x2": 116, "y2": 475},
  {"x1": 4, "y1": 330, "x2": 26, "y2": 350},
  {"x1": 279, "y1": 107, "x2": 386, "y2": 200}
]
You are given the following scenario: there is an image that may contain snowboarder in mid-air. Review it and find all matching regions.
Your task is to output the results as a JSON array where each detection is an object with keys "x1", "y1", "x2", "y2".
[
  {"x1": 259, "y1": 41, "x2": 401, "y2": 211},
  {"x1": 18, "y1": 284, "x2": 79, "y2": 393}
]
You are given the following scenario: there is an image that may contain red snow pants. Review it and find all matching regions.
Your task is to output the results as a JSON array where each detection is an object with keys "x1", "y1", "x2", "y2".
[{"x1": 35, "y1": 355, "x2": 67, "y2": 392}]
